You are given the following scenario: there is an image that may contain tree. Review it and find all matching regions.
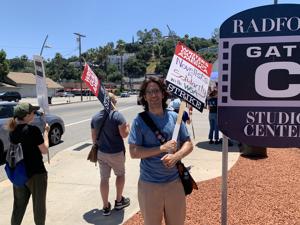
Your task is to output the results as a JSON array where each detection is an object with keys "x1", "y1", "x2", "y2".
[
  {"x1": 155, "y1": 57, "x2": 172, "y2": 76},
  {"x1": 201, "y1": 52, "x2": 218, "y2": 64},
  {"x1": 8, "y1": 55, "x2": 34, "y2": 73},
  {"x1": 160, "y1": 39, "x2": 175, "y2": 58},
  {"x1": 124, "y1": 58, "x2": 146, "y2": 78},
  {"x1": 136, "y1": 46, "x2": 152, "y2": 62},
  {"x1": 137, "y1": 28, "x2": 162, "y2": 45},
  {"x1": 125, "y1": 42, "x2": 140, "y2": 53},
  {"x1": 46, "y1": 53, "x2": 79, "y2": 81},
  {"x1": 0, "y1": 50, "x2": 9, "y2": 82},
  {"x1": 115, "y1": 39, "x2": 126, "y2": 55},
  {"x1": 211, "y1": 28, "x2": 219, "y2": 45},
  {"x1": 106, "y1": 64, "x2": 122, "y2": 83},
  {"x1": 107, "y1": 71, "x2": 122, "y2": 83}
]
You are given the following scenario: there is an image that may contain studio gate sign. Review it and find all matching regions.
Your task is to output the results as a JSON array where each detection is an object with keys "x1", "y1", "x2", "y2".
[{"x1": 218, "y1": 4, "x2": 300, "y2": 147}]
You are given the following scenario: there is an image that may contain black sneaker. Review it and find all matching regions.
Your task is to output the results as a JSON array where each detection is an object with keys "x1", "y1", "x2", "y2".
[
  {"x1": 102, "y1": 202, "x2": 111, "y2": 216},
  {"x1": 215, "y1": 140, "x2": 222, "y2": 144},
  {"x1": 114, "y1": 196, "x2": 130, "y2": 210},
  {"x1": 209, "y1": 140, "x2": 214, "y2": 144}
]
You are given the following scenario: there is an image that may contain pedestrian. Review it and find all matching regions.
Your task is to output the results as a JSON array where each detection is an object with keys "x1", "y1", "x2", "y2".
[
  {"x1": 6, "y1": 102, "x2": 49, "y2": 225},
  {"x1": 90, "y1": 93, "x2": 130, "y2": 216},
  {"x1": 207, "y1": 89, "x2": 220, "y2": 144},
  {"x1": 168, "y1": 98, "x2": 191, "y2": 124},
  {"x1": 128, "y1": 77, "x2": 193, "y2": 225}
]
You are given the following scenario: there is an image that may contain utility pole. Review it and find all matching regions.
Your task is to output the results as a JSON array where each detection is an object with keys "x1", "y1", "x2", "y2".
[
  {"x1": 74, "y1": 32, "x2": 86, "y2": 101},
  {"x1": 274, "y1": 0, "x2": 278, "y2": 4}
]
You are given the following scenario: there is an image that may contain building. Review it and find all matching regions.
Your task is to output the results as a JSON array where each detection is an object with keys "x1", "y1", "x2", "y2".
[
  {"x1": 107, "y1": 53, "x2": 135, "y2": 70},
  {"x1": 3, "y1": 72, "x2": 63, "y2": 97},
  {"x1": 0, "y1": 82, "x2": 20, "y2": 92}
]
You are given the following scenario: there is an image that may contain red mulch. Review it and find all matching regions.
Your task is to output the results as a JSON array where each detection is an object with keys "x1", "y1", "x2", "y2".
[{"x1": 124, "y1": 148, "x2": 300, "y2": 225}]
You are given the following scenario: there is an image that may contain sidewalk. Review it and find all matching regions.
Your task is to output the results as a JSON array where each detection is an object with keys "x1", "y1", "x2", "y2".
[
  {"x1": 20, "y1": 95, "x2": 98, "y2": 106},
  {"x1": 0, "y1": 105, "x2": 240, "y2": 225}
]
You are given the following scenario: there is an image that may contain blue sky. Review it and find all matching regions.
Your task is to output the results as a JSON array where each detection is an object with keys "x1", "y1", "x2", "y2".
[{"x1": 1, "y1": 0, "x2": 299, "y2": 59}]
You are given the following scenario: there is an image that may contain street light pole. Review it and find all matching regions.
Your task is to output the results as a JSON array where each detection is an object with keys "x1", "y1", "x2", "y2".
[
  {"x1": 74, "y1": 32, "x2": 86, "y2": 101},
  {"x1": 40, "y1": 34, "x2": 51, "y2": 56}
]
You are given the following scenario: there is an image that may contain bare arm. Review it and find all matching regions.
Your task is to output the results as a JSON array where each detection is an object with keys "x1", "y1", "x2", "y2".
[
  {"x1": 119, "y1": 122, "x2": 130, "y2": 138},
  {"x1": 129, "y1": 140, "x2": 177, "y2": 159},
  {"x1": 38, "y1": 124, "x2": 50, "y2": 154},
  {"x1": 161, "y1": 139, "x2": 193, "y2": 168}
]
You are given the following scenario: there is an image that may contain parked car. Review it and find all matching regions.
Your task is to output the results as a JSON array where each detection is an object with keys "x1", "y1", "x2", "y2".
[
  {"x1": 0, "y1": 101, "x2": 65, "y2": 165},
  {"x1": 0, "y1": 91, "x2": 21, "y2": 102},
  {"x1": 55, "y1": 90, "x2": 64, "y2": 97},
  {"x1": 120, "y1": 92, "x2": 130, "y2": 97},
  {"x1": 62, "y1": 92, "x2": 75, "y2": 97}
]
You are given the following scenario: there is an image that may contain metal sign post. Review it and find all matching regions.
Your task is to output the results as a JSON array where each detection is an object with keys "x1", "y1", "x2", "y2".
[
  {"x1": 221, "y1": 135, "x2": 228, "y2": 225},
  {"x1": 33, "y1": 55, "x2": 50, "y2": 164}
]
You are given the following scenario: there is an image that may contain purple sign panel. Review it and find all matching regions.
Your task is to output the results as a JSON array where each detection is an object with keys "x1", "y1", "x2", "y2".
[{"x1": 218, "y1": 4, "x2": 300, "y2": 147}]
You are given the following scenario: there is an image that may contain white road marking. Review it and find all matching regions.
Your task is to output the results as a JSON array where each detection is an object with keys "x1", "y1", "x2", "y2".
[{"x1": 65, "y1": 106, "x2": 135, "y2": 127}]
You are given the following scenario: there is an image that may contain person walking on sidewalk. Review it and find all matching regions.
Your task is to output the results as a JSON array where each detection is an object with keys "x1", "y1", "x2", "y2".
[
  {"x1": 91, "y1": 93, "x2": 130, "y2": 216},
  {"x1": 6, "y1": 102, "x2": 49, "y2": 225},
  {"x1": 128, "y1": 77, "x2": 193, "y2": 225}
]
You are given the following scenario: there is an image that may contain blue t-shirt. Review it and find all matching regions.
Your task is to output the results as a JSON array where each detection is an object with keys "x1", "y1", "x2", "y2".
[
  {"x1": 91, "y1": 110, "x2": 126, "y2": 153},
  {"x1": 128, "y1": 110, "x2": 190, "y2": 183}
]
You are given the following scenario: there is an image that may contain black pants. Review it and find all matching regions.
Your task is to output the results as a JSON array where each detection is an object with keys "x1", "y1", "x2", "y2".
[{"x1": 11, "y1": 173, "x2": 48, "y2": 225}]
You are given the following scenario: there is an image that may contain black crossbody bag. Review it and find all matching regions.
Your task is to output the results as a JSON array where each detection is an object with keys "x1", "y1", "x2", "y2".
[{"x1": 139, "y1": 111, "x2": 198, "y2": 195}]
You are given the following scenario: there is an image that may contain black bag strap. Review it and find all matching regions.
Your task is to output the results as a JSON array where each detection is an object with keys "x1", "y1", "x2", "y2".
[
  {"x1": 139, "y1": 111, "x2": 184, "y2": 166},
  {"x1": 139, "y1": 111, "x2": 167, "y2": 144},
  {"x1": 96, "y1": 112, "x2": 109, "y2": 141}
]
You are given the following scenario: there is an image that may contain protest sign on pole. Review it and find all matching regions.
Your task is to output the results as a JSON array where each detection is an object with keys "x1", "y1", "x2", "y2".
[
  {"x1": 166, "y1": 42, "x2": 212, "y2": 112},
  {"x1": 33, "y1": 55, "x2": 50, "y2": 164},
  {"x1": 81, "y1": 63, "x2": 113, "y2": 113},
  {"x1": 33, "y1": 55, "x2": 49, "y2": 114},
  {"x1": 166, "y1": 42, "x2": 212, "y2": 140}
]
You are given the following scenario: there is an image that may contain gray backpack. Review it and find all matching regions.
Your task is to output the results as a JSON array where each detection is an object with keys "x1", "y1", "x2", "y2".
[
  {"x1": 5, "y1": 140, "x2": 28, "y2": 187},
  {"x1": 6, "y1": 143, "x2": 24, "y2": 168}
]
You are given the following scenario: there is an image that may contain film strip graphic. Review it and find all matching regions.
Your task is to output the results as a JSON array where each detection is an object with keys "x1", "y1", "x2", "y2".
[
  {"x1": 218, "y1": 36, "x2": 300, "y2": 107},
  {"x1": 218, "y1": 40, "x2": 230, "y2": 106}
]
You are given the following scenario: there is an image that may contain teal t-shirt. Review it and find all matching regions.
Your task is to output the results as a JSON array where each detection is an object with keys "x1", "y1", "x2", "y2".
[{"x1": 128, "y1": 110, "x2": 190, "y2": 183}]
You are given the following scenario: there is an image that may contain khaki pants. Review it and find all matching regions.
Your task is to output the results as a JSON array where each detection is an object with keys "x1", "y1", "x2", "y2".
[
  {"x1": 11, "y1": 173, "x2": 48, "y2": 225},
  {"x1": 138, "y1": 179, "x2": 186, "y2": 225}
]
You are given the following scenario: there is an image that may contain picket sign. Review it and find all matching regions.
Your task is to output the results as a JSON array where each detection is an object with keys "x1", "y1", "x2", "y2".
[
  {"x1": 166, "y1": 42, "x2": 212, "y2": 144},
  {"x1": 81, "y1": 64, "x2": 114, "y2": 112},
  {"x1": 33, "y1": 55, "x2": 50, "y2": 164}
]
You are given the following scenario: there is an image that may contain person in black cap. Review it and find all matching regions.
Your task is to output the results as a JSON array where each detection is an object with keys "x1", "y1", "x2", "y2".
[{"x1": 6, "y1": 102, "x2": 49, "y2": 225}]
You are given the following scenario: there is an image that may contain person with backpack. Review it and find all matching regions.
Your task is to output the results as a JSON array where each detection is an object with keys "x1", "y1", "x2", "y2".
[
  {"x1": 90, "y1": 93, "x2": 130, "y2": 216},
  {"x1": 6, "y1": 102, "x2": 49, "y2": 225},
  {"x1": 128, "y1": 77, "x2": 193, "y2": 225}
]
